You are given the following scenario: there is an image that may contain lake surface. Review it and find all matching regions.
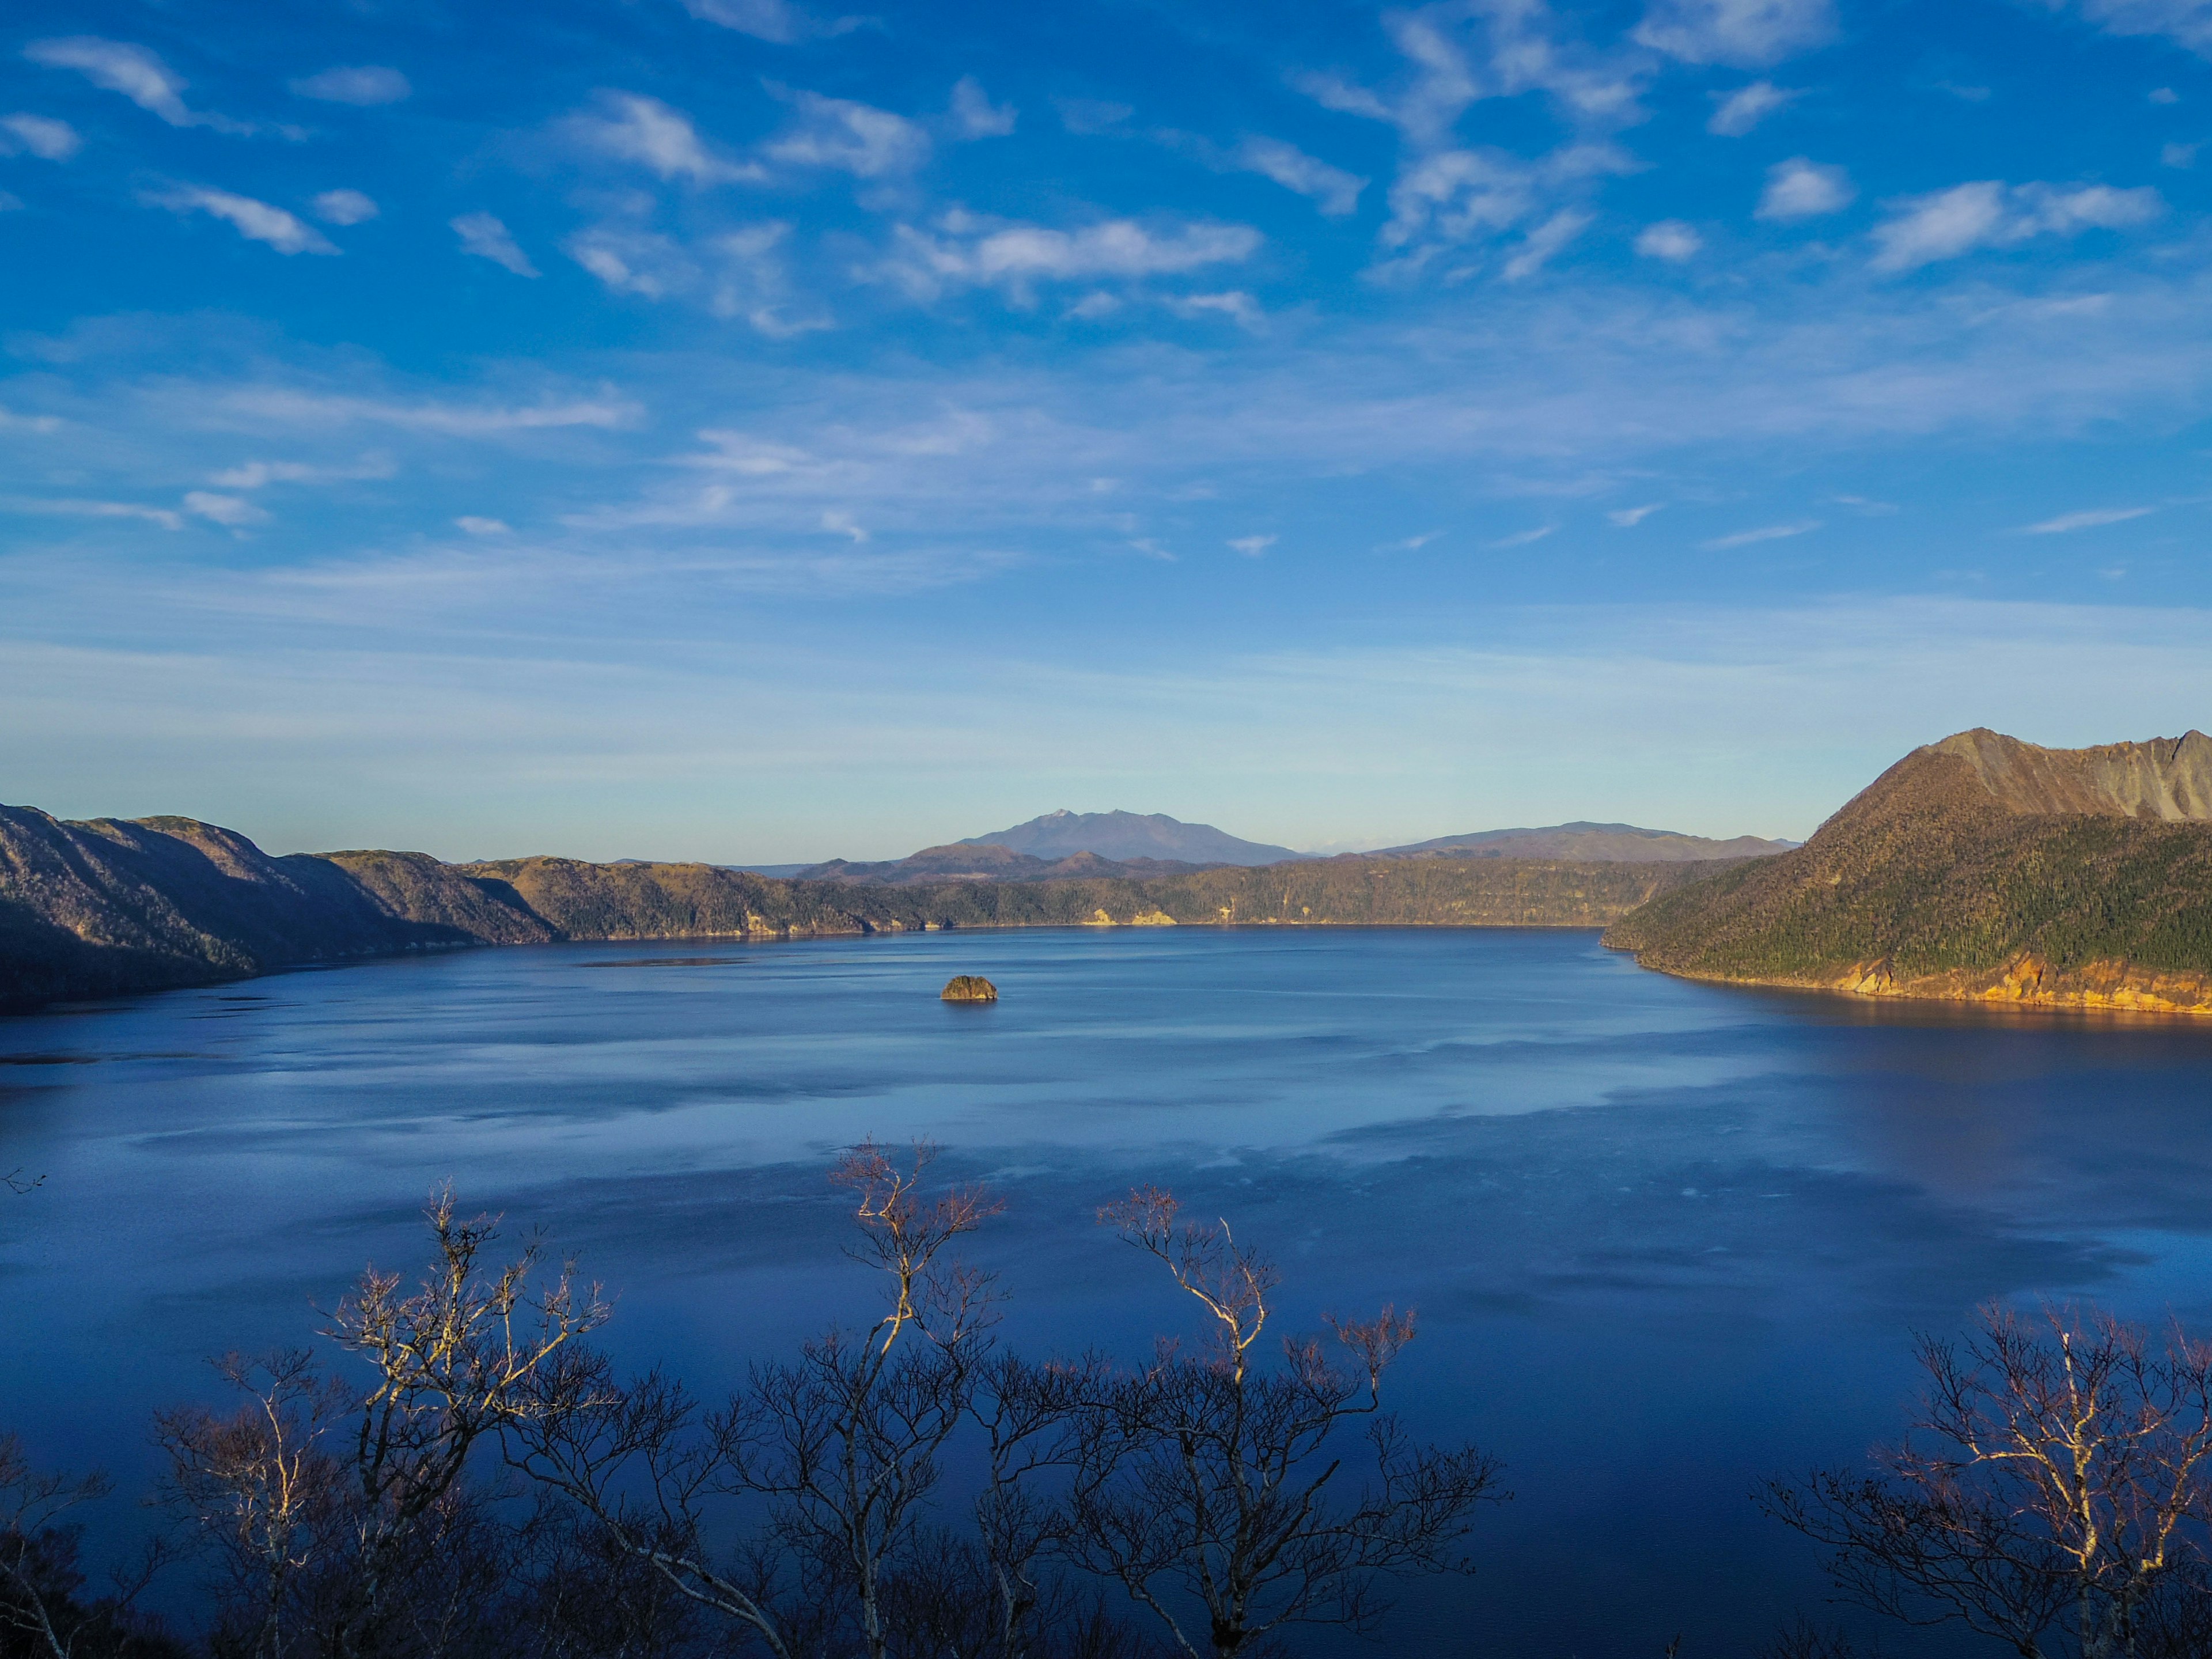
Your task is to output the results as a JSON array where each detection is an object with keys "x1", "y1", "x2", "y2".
[{"x1": 6, "y1": 927, "x2": 2212, "y2": 1656}]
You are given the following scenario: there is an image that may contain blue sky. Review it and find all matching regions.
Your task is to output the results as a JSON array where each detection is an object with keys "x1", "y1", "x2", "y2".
[{"x1": 5, "y1": 0, "x2": 2212, "y2": 861}]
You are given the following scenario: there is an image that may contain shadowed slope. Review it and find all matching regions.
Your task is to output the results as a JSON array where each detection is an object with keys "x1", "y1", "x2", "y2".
[{"x1": 1604, "y1": 730, "x2": 2212, "y2": 1014}]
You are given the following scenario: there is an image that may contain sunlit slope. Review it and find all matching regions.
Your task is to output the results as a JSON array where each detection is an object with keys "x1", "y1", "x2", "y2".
[{"x1": 1604, "y1": 730, "x2": 2212, "y2": 1013}]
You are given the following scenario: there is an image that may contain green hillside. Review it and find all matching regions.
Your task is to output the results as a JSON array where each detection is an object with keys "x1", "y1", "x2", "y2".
[{"x1": 1604, "y1": 732, "x2": 2212, "y2": 1013}]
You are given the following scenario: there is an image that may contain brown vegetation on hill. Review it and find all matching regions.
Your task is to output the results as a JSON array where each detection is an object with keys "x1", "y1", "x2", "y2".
[{"x1": 1605, "y1": 729, "x2": 2212, "y2": 1014}]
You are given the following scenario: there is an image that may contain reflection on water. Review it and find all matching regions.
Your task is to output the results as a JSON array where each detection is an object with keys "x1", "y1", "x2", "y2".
[{"x1": 4, "y1": 928, "x2": 2211, "y2": 1656}]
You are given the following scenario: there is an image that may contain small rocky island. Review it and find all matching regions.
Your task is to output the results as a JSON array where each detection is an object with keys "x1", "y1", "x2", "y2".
[{"x1": 940, "y1": 975, "x2": 998, "y2": 1002}]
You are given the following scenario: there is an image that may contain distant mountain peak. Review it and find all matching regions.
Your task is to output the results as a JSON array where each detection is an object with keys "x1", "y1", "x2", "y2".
[
  {"x1": 1366, "y1": 822, "x2": 1796, "y2": 863},
  {"x1": 957, "y1": 810, "x2": 1305, "y2": 868}
]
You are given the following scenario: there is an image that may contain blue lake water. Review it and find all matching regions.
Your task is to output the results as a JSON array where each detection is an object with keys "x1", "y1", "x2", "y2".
[{"x1": 6, "y1": 926, "x2": 2212, "y2": 1655}]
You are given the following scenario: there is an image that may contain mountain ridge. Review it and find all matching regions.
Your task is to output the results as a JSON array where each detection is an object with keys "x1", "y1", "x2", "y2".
[
  {"x1": 0, "y1": 801, "x2": 1735, "y2": 1010},
  {"x1": 1367, "y1": 821, "x2": 1797, "y2": 862}
]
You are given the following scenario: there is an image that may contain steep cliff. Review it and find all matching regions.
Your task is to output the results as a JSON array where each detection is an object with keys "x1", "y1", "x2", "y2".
[{"x1": 1604, "y1": 730, "x2": 2212, "y2": 1014}]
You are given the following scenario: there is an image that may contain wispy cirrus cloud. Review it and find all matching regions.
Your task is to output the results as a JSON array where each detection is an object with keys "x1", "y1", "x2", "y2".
[
  {"x1": 1870, "y1": 180, "x2": 2162, "y2": 272},
  {"x1": 25, "y1": 38, "x2": 264, "y2": 135},
  {"x1": 289, "y1": 66, "x2": 410, "y2": 106},
  {"x1": 1700, "y1": 519, "x2": 1821, "y2": 550},
  {"x1": 1301, "y1": 1, "x2": 1644, "y2": 146},
  {"x1": 678, "y1": 0, "x2": 861, "y2": 44},
  {"x1": 766, "y1": 89, "x2": 930, "y2": 177},
  {"x1": 1635, "y1": 0, "x2": 1837, "y2": 67},
  {"x1": 882, "y1": 211, "x2": 1262, "y2": 302},
  {"x1": 142, "y1": 185, "x2": 338, "y2": 255},
  {"x1": 2044, "y1": 0, "x2": 2212, "y2": 56},
  {"x1": 0, "y1": 113, "x2": 80, "y2": 160},
  {"x1": 1225, "y1": 135, "x2": 1366, "y2": 216},
  {"x1": 451, "y1": 213, "x2": 539, "y2": 277},
  {"x1": 4, "y1": 495, "x2": 181, "y2": 529},
  {"x1": 310, "y1": 190, "x2": 377, "y2": 226},
  {"x1": 948, "y1": 77, "x2": 1016, "y2": 139},
  {"x1": 1708, "y1": 79, "x2": 1797, "y2": 135},
  {"x1": 567, "y1": 92, "x2": 765, "y2": 184},
  {"x1": 2021, "y1": 505, "x2": 2154, "y2": 532},
  {"x1": 1635, "y1": 219, "x2": 1702, "y2": 260},
  {"x1": 211, "y1": 389, "x2": 641, "y2": 436},
  {"x1": 1376, "y1": 142, "x2": 1635, "y2": 276}
]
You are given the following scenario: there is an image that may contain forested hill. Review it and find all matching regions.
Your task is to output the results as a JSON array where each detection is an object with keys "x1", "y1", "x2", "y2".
[
  {"x1": 1604, "y1": 729, "x2": 2212, "y2": 1015},
  {"x1": 0, "y1": 804, "x2": 1729, "y2": 1010}
]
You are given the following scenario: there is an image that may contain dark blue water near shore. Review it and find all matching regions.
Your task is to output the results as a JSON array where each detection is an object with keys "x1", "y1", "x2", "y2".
[{"x1": 6, "y1": 927, "x2": 2212, "y2": 1656}]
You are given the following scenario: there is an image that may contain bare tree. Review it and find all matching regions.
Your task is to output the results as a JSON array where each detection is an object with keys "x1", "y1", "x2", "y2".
[
  {"x1": 1763, "y1": 1302, "x2": 2212, "y2": 1659},
  {"x1": 154, "y1": 1351, "x2": 350, "y2": 1659},
  {"x1": 318, "y1": 1188, "x2": 608, "y2": 1659},
  {"x1": 1063, "y1": 1187, "x2": 1505, "y2": 1659},
  {"x1": 0, "y1": 1436, "x2": 165, "y2": 1659},
  {"x1": 513, "y1": 1142, "x2": 1008, "y2": 1659}
]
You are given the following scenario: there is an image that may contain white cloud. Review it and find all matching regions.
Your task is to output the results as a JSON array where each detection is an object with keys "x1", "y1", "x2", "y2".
[
  {"x1": 680, "y1": 0, "x2": 857, "y2": 43},
  {"x1": 1056, "y1": 98, "x2": 1134, "y2": 136},
  {"x1": 451, "y1": 213, "x2": 539, "y2": 277},
  {"x1": 1166, "y1": 290, "x2": 1266, "y2": 328},
  {"x1": 1870, "y1": 180, "x2": 2163, "y2": 272},
  {"x1": 456, "y1": 516, "x2": 512, "y2": 535},
  {"x1": 1608, "y1": 503, "x2": 1663, "y2": 525},
  {"x1": 25, "y1": 37, "x2": 253, "y2": 134},
  {"x1": 144, "y1": 185, "x2": 338, "y2": 255},
  {"x1": 1377, "y1": 143, "x2": 1634, "y2": 273},
  {"x1": 183, "y1": 491, "x2": 268, "y2": 527},
  {"x1": 1757, "y1": 157, "x2": 1855, "y2": 220},
  {"x1": 0, "y1": 113, "x2": 80, "y2": 160},
  {"x1": 5, "y1": 495, "x2": 181, "y2": 529},
  {"x1": 567, "y1": 226, "x2": 696, "y2": 300},
  {"x1": 1231, "y1": 135, "x2": 1365, "y2": 216},
  {"x1": 2164, "y1": 141, "x2": 2199, "y2": 167},
  {"x1": 767, "y1": 90, "x2": 930, "y2": 177},
  {"x1": 290, "y1": 66, "x2": 410, "y2": 105},
  {"x1": 1635, "y1": 0, "x2": 1837, "y2": 67},
  {"x1": 821, "y1": 509, "x2": 868, "y2": 542},
  {"x1": 1301, "y1": 1, "x2": 1643, "y2": 146},
  {"x1": 2022, "y1": 505, "x2": 2153, "y2": 532},
  {"x1": 949, "y1": 77, "x2": 1016, "y2": 138},
  {"x1": 0, "y1": 190, "x2": 19, "y2": 212},
  {"x1": 1502, "y1": 208, "x2": 1592, "y2": 280},
  {"x1": 570, "y1": 93, "x2": 764, "y2": 185},
  {"x1": 1707, "y1": 79, "x2": 1796, "y2": 135},
  {"x1": 215, "y1": 390, "x2": 639, "y2": 436},
  {"x1": 2051, "y1": 0, "x2": 2212, "y2": 58},
  {"x1": 1488, "y1": 525, "x2": 1556, "y2": 547},
  {"x1": 1636, "y1": 219, "x2": 1702, "y2": 260},
  {"x1": 2151, "y1": 86, "x2": 2181, "y2": 103},
  {"x1": 712, "y1": 222, "x2": 832, "y2": 336},
  {"x1": 0, "y1": 405, "x2": 63, "y2": 434},
  {"x1": 1701, "y1": 519, "x2": 1820, "y2": 549},
  {"x1": 886, "y1": 212, "x2": 1261, "y2": 301},
  {"x1": 311, "y1": 189, "x2": 377, "y2": 226},
  {"x1": 207, "y1": 456, "x2": 395, "y2": 488},
  {"x1": 1229, "y1": 534, "x2": 1277, "y2": 556}
]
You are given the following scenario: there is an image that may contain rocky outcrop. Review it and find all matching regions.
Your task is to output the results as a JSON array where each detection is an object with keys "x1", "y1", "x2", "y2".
[
  {"x1": 940, "y1": 975, "x2": 997, "y2": 1002},
  {"x1": 1605, "y1": 730, "x2": 2212, "y2": 1016}
]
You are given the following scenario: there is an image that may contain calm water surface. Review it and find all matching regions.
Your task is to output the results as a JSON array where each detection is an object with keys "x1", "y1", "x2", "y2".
[{"x1": 6, "y1": 927, "x2": 2212, "y2": 1656}]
